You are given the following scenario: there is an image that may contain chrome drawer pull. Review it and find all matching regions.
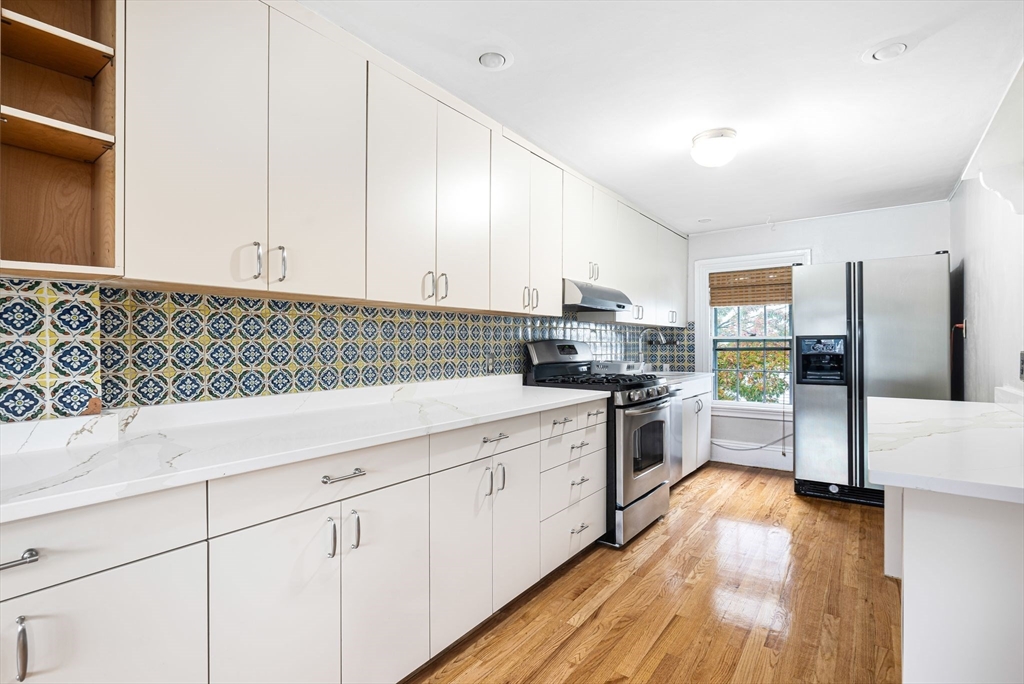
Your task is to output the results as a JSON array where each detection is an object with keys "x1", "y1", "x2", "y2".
[
  {"x1": 326, "y1": 518, "x2": 337, "y2": 558},
  {"x1": 570, "y1": 522, "x2": 590, "y2": 535},
  {"x1": 15, "y1": 616, "x2": 27, "y2": 682},
  {"x1": 570, "y1": 441, "x2": 590, "y2": 451},
  {"x1": 252, "y1": 241, "x2": 263, "y2": 280},
  {"x1": 351, "y1": 510, "x2": 361, "y2": 549},
  {"x1": 275, "y1": 245, "x2": 287, "y2": 282},
  {"x1": 551, "y1": 417, "x2": 574, "y2": 425},
  {"x1": 321, "y1": 468, "x2": 366, "y2": 485},
  {"x1": 497, "y1": 463, "x2": 507, "y2": 491},
  {"x1": 586, "y1": 410, "x2": 605, "y2": 418},
  {"x1": 0, "y1": 549, "x2": 39, "y2": 572},
  {"x1": 482, "y1": 433, "x2": 509, "y2": 444},
  {"x1": 570, "y1": 476, "x2": 590, "y2": 487},
  {"x1": 485, "y1": 467, "x2": 494, "y2": 496}
]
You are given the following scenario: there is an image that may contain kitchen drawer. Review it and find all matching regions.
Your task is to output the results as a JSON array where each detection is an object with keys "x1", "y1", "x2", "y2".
[
  {"x1": 540, "y1": 449, "x2": 607, "y2": 521},
  {"x1": 208, "y1": 437, "x2": 428, "y2": 536},
  {"x1": 540, "y1": 488, "x2": 607, "y2": 577},
  {"x1": 429, "y1": 413, "x2": 539, "y2": 473},
  {"x1": 540, "y1": 406, "x2": 579, "y2": 440},
  {"x1": 577, "y1": 399, "x2": 609, "y2": 428},
  {"x1": 0, "y1": 484, "x2": 207, "y2": 602},
  {"x1": 671, "y1": 375, "x2": 714, "y2": 400},
  {"x1": 539, "y1": 423, "x2": 606, "y2": 472}
]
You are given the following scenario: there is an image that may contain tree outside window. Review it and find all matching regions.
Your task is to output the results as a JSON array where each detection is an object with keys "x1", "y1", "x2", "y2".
[{"x1": 713, "y1": 304, "x2": 791, "y2": 404}]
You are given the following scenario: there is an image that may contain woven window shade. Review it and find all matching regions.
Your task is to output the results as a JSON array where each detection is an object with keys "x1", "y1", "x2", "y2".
[{"x1": 709, "y1": 266, "x2": 792, "y2": 306}]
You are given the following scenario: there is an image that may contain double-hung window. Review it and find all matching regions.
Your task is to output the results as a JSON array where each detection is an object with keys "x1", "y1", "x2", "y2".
[{"x1": 710, "y1": 267, "x2": 792, "y2": 405}]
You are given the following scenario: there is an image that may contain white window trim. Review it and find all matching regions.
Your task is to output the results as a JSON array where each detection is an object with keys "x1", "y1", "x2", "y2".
[
  {"x1": 694, "y1": 249, "x2": 811, "y2": 417},
  {"x1": 711, "y1": 401, "x2": 793, "y2": 420}
]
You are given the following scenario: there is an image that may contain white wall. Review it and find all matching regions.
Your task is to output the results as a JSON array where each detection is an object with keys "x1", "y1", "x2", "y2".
[
  {"x1": 687, "y1": 200, "x2": 951, "y2": 321},
  {"x1": 949, "y1": 179, "x2": 1024, "y2": 402},
  {"x1": 689, "y1": 201, "x2": 951, "y2": 469}
]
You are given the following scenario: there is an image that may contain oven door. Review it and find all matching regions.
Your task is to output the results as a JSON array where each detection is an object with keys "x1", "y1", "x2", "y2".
[{"x1": 615, "y1": 399, "x2": 670, "y2": 507}]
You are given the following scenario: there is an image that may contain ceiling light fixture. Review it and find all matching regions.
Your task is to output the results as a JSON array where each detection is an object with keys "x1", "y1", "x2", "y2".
[
  {"x1": 872, "y1": 42, "x2": 907, "y2": 61},
  {"x1": 861, "y1": 38, "x2": 916, "y2": 64},
  {"x1": 478, "y1": 52, "x2": 507, "y2": 70},
  {"x1": 691, "y1": 128, "x2": 738, "y2": 168}
]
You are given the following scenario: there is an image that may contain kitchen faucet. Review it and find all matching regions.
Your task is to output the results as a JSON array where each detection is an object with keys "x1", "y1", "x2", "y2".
[{"x1": 639, "y1": 328, "x2": 667, "y2": 370}]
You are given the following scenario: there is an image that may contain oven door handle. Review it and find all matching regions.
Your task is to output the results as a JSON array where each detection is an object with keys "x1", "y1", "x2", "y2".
[{"x1": 623, "y1": 400, "x2": 671, "y2": 416}]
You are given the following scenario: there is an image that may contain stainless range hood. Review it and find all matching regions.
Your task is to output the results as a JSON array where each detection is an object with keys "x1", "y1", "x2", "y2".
[{"x1": 563, "y1": 279, "x2": 632, "y2": 320}]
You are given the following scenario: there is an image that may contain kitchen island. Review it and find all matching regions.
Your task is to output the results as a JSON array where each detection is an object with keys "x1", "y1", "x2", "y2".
[{"x1": 867, "y1": 396, "x2": 1024, "y2": 684}]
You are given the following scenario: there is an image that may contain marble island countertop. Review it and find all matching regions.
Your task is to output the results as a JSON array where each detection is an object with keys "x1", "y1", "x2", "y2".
[
  {"x1": 0, "y1": 377, "x2": 606, "y2": 523},
  {"x1": 868, "y1": 396, "x2": 1024, "y2": 504}
]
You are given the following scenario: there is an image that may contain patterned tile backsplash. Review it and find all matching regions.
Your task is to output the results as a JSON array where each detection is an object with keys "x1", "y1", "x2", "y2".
[{"x1": 0, "y1": 278, "x2": 695, "y2": 422}]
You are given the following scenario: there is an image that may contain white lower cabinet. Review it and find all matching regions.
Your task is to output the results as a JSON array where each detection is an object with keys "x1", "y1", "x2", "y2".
[
  {"x1": 341, "y1": 478, "x2": 429, "y2": 684},
  {"x1": 540, "y1": 488, "x2": 607, "y2": 577},
  {"x1": 697, "y1": 393, "x2": 712, "y2": 467},
  {"x1": 429, "y1": 456, "x2": 494, "y2": 656},
  {"x1": 680, "y1": 391, "x2": 713, "y2": 477},
  {"x1": 0, "y1": 543, "x2": 208, "y2": 684},
  {"x1": 492, "y1": 443, "x2": 541, "y2": 610},
  {"x1": 209, "y1": 503, "x2": 342, "y2": 684}
]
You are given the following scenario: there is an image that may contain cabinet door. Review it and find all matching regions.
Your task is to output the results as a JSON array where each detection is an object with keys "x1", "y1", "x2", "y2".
[
  {"x1": 591, "y1": 189, "x2": 618, "y2": 288},
  {"x1": 697, "y1": 393, "x2": 712, "y2": 467},
  {"x1": 633, "y1": 212, "x2": 660, "y2": 323},
  {"x1": 436, "y1": 104, "x2": 491, "y2": 310},
  {"x1": 656, "y1": 228, "x2": 687, "y2": 327},
  {"x1": 529, "y1": 155, "x2": 563, "y2": 316},
  {"x1": 493, "y1": 443, "x2": 541, "y2": 610},
  {"x1": 125, "y1": 0, "x2": 268, "y2": 290},
  {"x1": 341, "y1": 478, "x2": 429, "y2": 684},
  {"x1": 209, "y1": 503, "x2": 342, "y2": 684},
  {"x1": 562, "y1": 173, "x2": 594, "y2": 283},
  {"x1": 614, "y1": 203, "x2": 643, "y2": 323},
  {"x1": 681, "y1": 395, "x2": 699, "y2": 477},
  {"x1": 0, "y1": 544, "x2": 208, "y2": 684},
  {"x1": 490, "y1": 136, "x2": 531, "y2": 314},
  {"x1": 429, "y1": 457, "x2": 493, "y2": 656},
  {"x1": 366, "y1": 65, "x2": 437, "y2": 306},
  {"x1": 268, "y1": 10, "x2": 366, "y2": 299}
]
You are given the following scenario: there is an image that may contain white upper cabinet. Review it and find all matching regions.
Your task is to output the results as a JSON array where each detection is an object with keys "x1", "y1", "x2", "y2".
[
  {"x1": 366, "y1": 65, "x2": 438, "y2": 306},
  {"x1": 490, "y1": 136, "x2": 532, "y2": 314},
  {"x1": 268, "y1": 10, "x2": 366, "y2": 299},
  {"x1": 591, "y1": 188, "x2": 618, "y2": 287},
  {"x1": 529, "y1": 155, "x2": 564, "y2": 316},
  {"x1": 562, "y1": 173, "x2": 595, "y2": 283},
  {"x1": 436, "y1": 104, "x2": 491, "y2": 310},
  {"x1": 655, "y1": 227, "x2": 688, "y2": 327},
  {"x1": 124, "y1": 0, "x2": 268, "y2": 290}
]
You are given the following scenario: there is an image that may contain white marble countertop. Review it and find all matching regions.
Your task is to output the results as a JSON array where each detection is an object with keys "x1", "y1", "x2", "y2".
[
  {"x1": 868, "y1": 396, "x2": 1024, "y2": 504},
  {"x1": 0, "y1": 377, "x2": 606, "y2": 523}
]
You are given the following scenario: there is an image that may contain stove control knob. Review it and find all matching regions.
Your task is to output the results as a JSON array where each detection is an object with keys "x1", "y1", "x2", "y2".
[
  {"x1": 629, "y1": 390, "x2": 642, "y2": 402},
  {"x1": 657, "y1": 386, "x2": 668, "y2": 396},
  {"x1": 646, "y1": 387, "x2": 656, "y2": 398}
]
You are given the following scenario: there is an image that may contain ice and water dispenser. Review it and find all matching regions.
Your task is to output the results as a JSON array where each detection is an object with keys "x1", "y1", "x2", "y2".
[{"x1": 795, "y1": 336, "x2": 848, "y2": 385}]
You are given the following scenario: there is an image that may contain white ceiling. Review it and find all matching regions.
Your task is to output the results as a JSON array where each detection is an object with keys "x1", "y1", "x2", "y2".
[{"x1": 301, "y1": 1, "x2": 1024, "y2": 235}]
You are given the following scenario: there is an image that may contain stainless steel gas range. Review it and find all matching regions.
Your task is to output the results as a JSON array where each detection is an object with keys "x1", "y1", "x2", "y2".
[{"x1": 524, "y1": 339, "x2": 671, "y2": 548}]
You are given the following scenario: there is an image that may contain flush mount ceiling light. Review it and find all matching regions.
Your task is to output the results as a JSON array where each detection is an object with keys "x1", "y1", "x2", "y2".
[
  {"x1": 691, "y1": 128, "x2": 738, "y2": 168},
  {"x1": 861, "y1": 37, "x2": 916, "y2": 64},
  {"x1": 478, "y1": 51, "x2": 512, "y2": 71}
]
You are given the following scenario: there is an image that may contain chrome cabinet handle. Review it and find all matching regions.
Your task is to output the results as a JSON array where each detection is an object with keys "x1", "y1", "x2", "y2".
[
  {"x1": 275, "y1": 245, "x2": 287, "y2": 282},
  {"x1": 570, "y1": 441, "x2": 590, "y2": 451},
  {"x1": 640, "y1": 305, "x2": 645, "y2": 320},
  {"x1": 15, "y1": 616, "x2": 27, "y2": 682},
  {"x1": 439, "y1": 273, "x2": 449, "y2": 301},
  {"x1": 589, "y1": 262, "x2": 594, "y2": 280},
  {"x1": 586, "y1": 409, "x2": 605, "y2": 418},
  {"x1": 532, "y1": 288, "x2": 539, "y2": 310},
  {"x1": 570, "y1": 522, "x2": 590, "y2": 535},
  {"x1": 497, "y1": 463, "x2": 507, "y2": 491},
  {"x1": 697, "y1": 398, "x2": 704, "y2": 412},
  {"x1": 326, "y1": 517, "x2": 337, "y2": 558},
  {"x1": 552, "y1": 417, "x2": 574, "y2": 426},
  {"x1": 426, "y1": 271, "x2": 436, "y2": 300},
  {"x1": 252, "y1": 241, "x2": 263, "y2": 280},
  {"x1": 523, "y1": 286, "x2": 530, "y2": 310},
  {"x1": 485, "y1": 467, "x2": 494, "y2": 496},
  {"x1": 570, "y1": 476, "x2": 590, "y2": 486},
  {"x1": 482, "y1": 432, "x2": 508, "y2": 444},
  {"x1": 625, "y1": 400, "x2": 671, "y2": 416},
  {"x1": 0, "y1": 549, "x2": 39, "y2": 572},
  {"x1": 594, "y1": 263, "x2": 600, "y2": 281},
  {"x1": 350, "y1": 510, "x2": 360, "y2": 549},
  {"x1": 694, "y1": 400, "x2": 701, "y2": 413},
  {"x1": 321, "y1": 468, "x2": 366, "y2": 485}
]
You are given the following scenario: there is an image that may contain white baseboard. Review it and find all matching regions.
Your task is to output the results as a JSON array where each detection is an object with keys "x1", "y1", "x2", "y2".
[{"x1": 710, "y1": 439, "x2": 793, "y2": 471}]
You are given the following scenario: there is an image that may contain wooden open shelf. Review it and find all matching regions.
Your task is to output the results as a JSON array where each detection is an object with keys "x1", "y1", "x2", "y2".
[
  {"x1": 1, "y1": 105, "x2": 113, "y2": 162},
  {"x1": 0, "y1": 8, "x2": 113, "y2": 79},
  {"x1": 0, "y1": 0, "x2": 120, "y2": 275}
]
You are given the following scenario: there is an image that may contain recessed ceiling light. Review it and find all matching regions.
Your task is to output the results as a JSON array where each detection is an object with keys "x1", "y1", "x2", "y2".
[
  {"x1": 478, "y1": 52, "x2": 507, "y2": 70},
  {"x1": 698, "y1": 218, "x2": 712, "y2": 223},
  {"x1": 872, "y1": 42, "x2": 907, "y2": 61},
  {"x1": 691, "y1": 129, "x2": 738, "y2": 168},
  {"x1": 861, "y1": 38, "x2": 916, "y2": 64}
]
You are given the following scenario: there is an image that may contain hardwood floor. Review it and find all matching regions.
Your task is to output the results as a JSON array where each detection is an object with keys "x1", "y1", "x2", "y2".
[{"x1": 409, "y1": 463, "x2": 901, "y2": 684}]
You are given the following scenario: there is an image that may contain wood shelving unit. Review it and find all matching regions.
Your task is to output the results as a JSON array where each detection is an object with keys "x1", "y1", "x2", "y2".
[
  {"x1": 0, "y1": 8, "x2": 113, "y2": 79},
  {"x1": 0, "y1": 0, "x2": 121, "y2": 275}
]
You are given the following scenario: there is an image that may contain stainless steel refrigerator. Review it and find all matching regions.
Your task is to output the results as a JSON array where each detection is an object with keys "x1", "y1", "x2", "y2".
[{"x1": 792, "y1": 253, "x2": 950, "y2": 505}]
